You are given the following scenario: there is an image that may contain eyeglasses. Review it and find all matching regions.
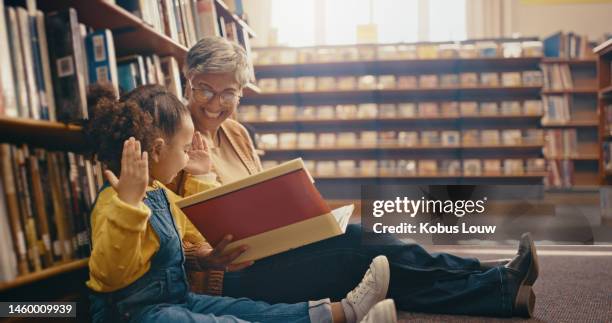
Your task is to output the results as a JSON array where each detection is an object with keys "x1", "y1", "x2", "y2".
[{"x1": 188, "y1": 80, "x2": 242, "y2": 108}]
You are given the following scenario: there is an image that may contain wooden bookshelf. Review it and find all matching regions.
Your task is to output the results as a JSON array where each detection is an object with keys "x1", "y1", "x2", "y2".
[
  {"x1": 541, "y1": 88, "x2": 598, "y2": 95},
  {"x1": 596, "y1": 39, "x2": 612, "y2": 184},
  {"x1": 243, "y1": 114, "x2": 542, "y2": 128},
  {"x1": 254, "y1": 57, "x2": 542, "y2": 78},
  {"x1": 243, "y1": 86, "x2": 542, "y2": 105},
  {"x1": 0, "y1": 117, "x2": 87, "y2": 151},
  {"x1": 540, "y1": 57, "x2": 600, "y2": 188},
  {"x1": 540, "y1": 58, "x2": 597, "y2": 65},
  {"x1": 39, "y1": 0, "x2": 259, "y2": 87},
  {"x1": 542, "y1": 120, "x2": 599, "y2": 127},
  {"x1": 248, "y1": 43, "x2": 547, "y2": 199},
  {"x1": 314, "y1": 173, "x2": 547, "y2": 179},
  {"x1": 41, "y1": 0, "x2": 189, "y2": 63},
  {"x1": 262, "y1": 143, "x2": 544, "y2": 153},
  {"x1": 0, "y1": 259, "x2": 88, "y2": 292},
  {"x1": 0, "y1": 0, "x2": 259, "y2": 299}
]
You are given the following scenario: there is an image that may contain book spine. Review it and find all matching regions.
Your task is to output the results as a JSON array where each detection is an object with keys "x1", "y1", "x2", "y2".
[
  {"x1": 45, "y1": 8, "x2": 88, "y2": 122},
  {"x1": 0, "y1": 2, "x2": 18, "y2": 117},
  {"x1": 27, "y1": 149, "x2": 54, "y2": 267},
  {"x1": 47, "y1": 152, "x2": 71, "y2": 261},
  {"x1": 28, "y1": 13, "x2": 50, "y2": 120},
  {"x1": 35, "y1": 11, "x2": 57, "y2": 121},
  {"x1": 0, "y1": 144, "x2": 29, "y2": 274},
  {"x1": 173, "y1": 0, "x2": 187, "y2": 46},
  {"x1": 7, "y1": 8, "x2": 30, "y2": 119},
  {"x1": 13, "y1": 146, "x2": 42, "y2": 271},
  {"x1": 0, "y1": 173, "x2": 19, "y2": 281},
  {"x1": 36, "y1": 149, "x2": 61, "y2": 263},
  {"x1": 56, "y1": 152, "x2": 77, "y2": 259},
  {"x1": 67, "y1": 152, "x2": 87, "y2": 257},
  {"x1": 85, "y1": 30, "x2": 119, "y2": 94},
  {"x1": 16, "y1": 7, "x2": 40, "y2": 120}
]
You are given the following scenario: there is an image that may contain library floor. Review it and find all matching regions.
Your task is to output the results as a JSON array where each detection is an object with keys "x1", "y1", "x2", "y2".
[{"x1": 395, "y1": 245, "x2": 612, "y2": 322}]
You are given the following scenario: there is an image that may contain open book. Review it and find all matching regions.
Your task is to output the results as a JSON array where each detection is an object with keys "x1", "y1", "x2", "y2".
[{"x1": 176, "y1": 158, "x2": 354, "y2": 264}]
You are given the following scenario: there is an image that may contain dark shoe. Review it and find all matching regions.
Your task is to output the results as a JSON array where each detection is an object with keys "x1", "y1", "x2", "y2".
[
  {"x1": 479, "y1": 258, "x2": 511, "y2": 271},
  {"x1": 505, "y1": 232, "x2": 539, "y2": 318}
]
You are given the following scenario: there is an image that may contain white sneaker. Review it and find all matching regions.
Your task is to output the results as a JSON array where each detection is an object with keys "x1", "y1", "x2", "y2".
[
  {"x1": 360, "y1": 299, "x2": 397, "y2": 323},
  {"x1": 345, "y1": 255, "x2": 390, "y2": 322}
]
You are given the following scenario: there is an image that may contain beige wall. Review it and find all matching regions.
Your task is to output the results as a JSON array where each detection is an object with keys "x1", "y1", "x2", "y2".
[
  {"x1": 243, "y1": 0, "x2": 612, "y2": 47},
  {"x1": 510, "y1": 0, "x2": 612, "y2": 41}
]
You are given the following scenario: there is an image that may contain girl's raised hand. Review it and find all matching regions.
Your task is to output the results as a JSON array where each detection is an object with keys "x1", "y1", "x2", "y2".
[
  {"x1": 185, "y1": 131, "x2": 212, "y2": 175},
  {"x1": 104, "y1": 137, "x2": 149, "y2": 207}
]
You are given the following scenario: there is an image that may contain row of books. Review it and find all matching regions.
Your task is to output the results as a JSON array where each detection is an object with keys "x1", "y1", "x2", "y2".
[
  {"x1": 543, "y1": 32, "x2": 594, "y2": 59},
  {"x1": 116, "y1": 0, "x2": 229, "y2": 48},
  {"x1": 0, "y1": 4, "x2": 182, "y2": 122},
  {"x1": 0, "y1": 144, "x2": 102, "y2": 282},
  {"x1": 257, "y1": 71, "x2": 544, "y2": 93},
  {"x1": 256, "y1": 129, "x2": 544, "y2": 150},
  {"x1": 261, "y1": 158, "x2": 547, "y2": 177},
  {"x1": 541, "y1": 64, "x2": 574, "y2": 90},
  {"x1": 253, "y1": 40, "x2": 544, "y2": 65},
  {"x1": 546, "y1": 159, "x2": 575, "y2": 188},
  {"x1": 238, "y1": 101, "x2": 544, "y2": 122},
  {"x1": 542, "y1": 95, "x2": 572, "y2": 124},
  {"x1": 543, "y1": 129, "x2": 578, "y2": 158}
]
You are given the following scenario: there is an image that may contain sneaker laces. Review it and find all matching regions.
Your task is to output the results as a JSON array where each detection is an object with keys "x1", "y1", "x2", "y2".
[{"x1": 348, "y1": 268, "x2": 377, "y2": 303}]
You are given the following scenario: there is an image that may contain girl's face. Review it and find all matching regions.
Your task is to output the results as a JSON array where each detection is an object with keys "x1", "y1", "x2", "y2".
[
  {"x1": 150, "y1": 115, "x2": 195, "y2": 184},
  {"x1": 186, "y1": 71, "x2": 241, "y2": 132}
]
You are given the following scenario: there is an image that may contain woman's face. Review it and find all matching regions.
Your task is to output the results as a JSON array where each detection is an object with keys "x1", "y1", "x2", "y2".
[{"x1": 186, "y1": 71, "x2": 242, "y2": 133}]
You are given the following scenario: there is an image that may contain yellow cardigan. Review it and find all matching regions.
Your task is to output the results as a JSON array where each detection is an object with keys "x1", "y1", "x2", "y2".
[{"x1": 86, "y1": 176, "x2": 215, "y2": 292}]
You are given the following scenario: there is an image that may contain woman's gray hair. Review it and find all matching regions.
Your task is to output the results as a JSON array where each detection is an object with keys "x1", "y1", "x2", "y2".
[{"x1": 184, "y1": 36, "x2": 251, "y2": 88}]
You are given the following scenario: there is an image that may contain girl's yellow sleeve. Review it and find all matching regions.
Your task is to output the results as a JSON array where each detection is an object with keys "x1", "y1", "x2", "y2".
[{"x1": 86, "y1": 187, "x2": 158, "y2": 292}]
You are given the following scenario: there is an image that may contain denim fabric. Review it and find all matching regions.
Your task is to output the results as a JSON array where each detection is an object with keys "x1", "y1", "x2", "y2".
[
  {"x1": 89, "y1": 188, "x2": 318, "y2": 323},
  {"x1": 224, "y1": 224, "x2": 515, "y2": 317}
]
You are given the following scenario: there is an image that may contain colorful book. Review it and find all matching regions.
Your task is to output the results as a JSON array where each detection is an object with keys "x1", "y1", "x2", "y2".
[
  {"x1": 45, "y1": 8, "x2": 88, "y2": 121},
  {"x1": 85, "y1": 29, "x2": 119, "y2": 93},
  {"x1": 176, "y1": 159, "x2": 353, "y2": 264}
]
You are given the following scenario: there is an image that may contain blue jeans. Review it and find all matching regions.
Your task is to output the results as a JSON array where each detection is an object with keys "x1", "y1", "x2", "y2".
[
  {"x1": 129, "y1": 294, "x2": 331, "y2": 323},
  {"x1": 224, "y1": 224, "x2": 515, "y2": 317}
]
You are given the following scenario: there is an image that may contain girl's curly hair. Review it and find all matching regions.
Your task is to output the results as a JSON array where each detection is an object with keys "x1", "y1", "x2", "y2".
[{"x1": 85, "y1": 83, "x2": 190, "y2": 174}]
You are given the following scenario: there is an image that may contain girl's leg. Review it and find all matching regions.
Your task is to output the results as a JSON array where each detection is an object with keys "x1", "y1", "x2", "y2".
[{"x1": 186, "y1": 294, "x2": 330, "y2": 323}]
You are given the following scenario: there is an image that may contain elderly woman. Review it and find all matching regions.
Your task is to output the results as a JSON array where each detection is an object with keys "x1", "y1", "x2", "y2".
[{"x1": 173, "y1": 36, "x2": 540, "y2": 318}]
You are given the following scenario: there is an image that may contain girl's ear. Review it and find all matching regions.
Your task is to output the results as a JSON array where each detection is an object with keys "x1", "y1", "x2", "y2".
[
  {"x1": 184, "y1": 85, "x2": 191, "y2": 100},
  {"x1": 151, "y1": 138, "x2": 165, "y2": 163}
]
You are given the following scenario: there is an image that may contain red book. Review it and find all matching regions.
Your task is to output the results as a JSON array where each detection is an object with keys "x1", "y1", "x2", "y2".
[{"x1": 177, "y1": 159, "x2": 353, "y2": 263}]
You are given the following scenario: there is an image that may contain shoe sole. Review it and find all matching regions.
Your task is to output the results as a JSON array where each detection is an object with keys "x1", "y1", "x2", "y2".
[
  {"x1": 372, "y1": 256, "x2": 391, "y2": 302},
  {"x1": 514, "y1": 233, "x2": 539, "y2": 318},
  {"x1": 365, "y1": 299, "x2": 397, "y2": 323}
]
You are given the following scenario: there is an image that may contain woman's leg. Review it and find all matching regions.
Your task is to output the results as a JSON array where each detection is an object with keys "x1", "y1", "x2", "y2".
[{"x1": 223, "y1": 224, "x2": 514, "y2": 316}]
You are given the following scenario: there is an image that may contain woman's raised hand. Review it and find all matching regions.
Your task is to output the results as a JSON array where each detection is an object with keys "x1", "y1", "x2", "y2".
[
  {"x1": 185, "y1": 131, "x2": 212, "y2": 175},
  {"x1": 104, "y1": 137, "x2": 149, "y2": 207}
]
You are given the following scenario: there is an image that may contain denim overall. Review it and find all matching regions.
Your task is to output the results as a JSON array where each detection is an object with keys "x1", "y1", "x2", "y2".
[{"x1": 89, "y1": 187, "x2": 331, "y2": 323}]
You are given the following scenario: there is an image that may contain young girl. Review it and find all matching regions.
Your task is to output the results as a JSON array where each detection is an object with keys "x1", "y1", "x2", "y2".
[{"x1": 84, "y1": 84, "x2": 397, "y2": 323}]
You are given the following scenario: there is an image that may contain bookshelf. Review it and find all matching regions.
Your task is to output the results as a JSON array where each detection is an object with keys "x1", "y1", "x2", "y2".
[
  {"x1": 0, "y1": 0, "x2": 258, "y2": 301},
  {"x1": 0, "y1": 259, "x2": 88, "y2": 292},
  {"x1": 38, "y1": 0, "x2": 260, "y2": 94},
  {"x1": 541, "y1": 57, "x2": 600, "y2": 188},
  {"x1": 595, "y1": 39, "x2": 612, "y2": 185},
  {"x1": 243, "y1": 39, "x2": 547, "y2": 199}
]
